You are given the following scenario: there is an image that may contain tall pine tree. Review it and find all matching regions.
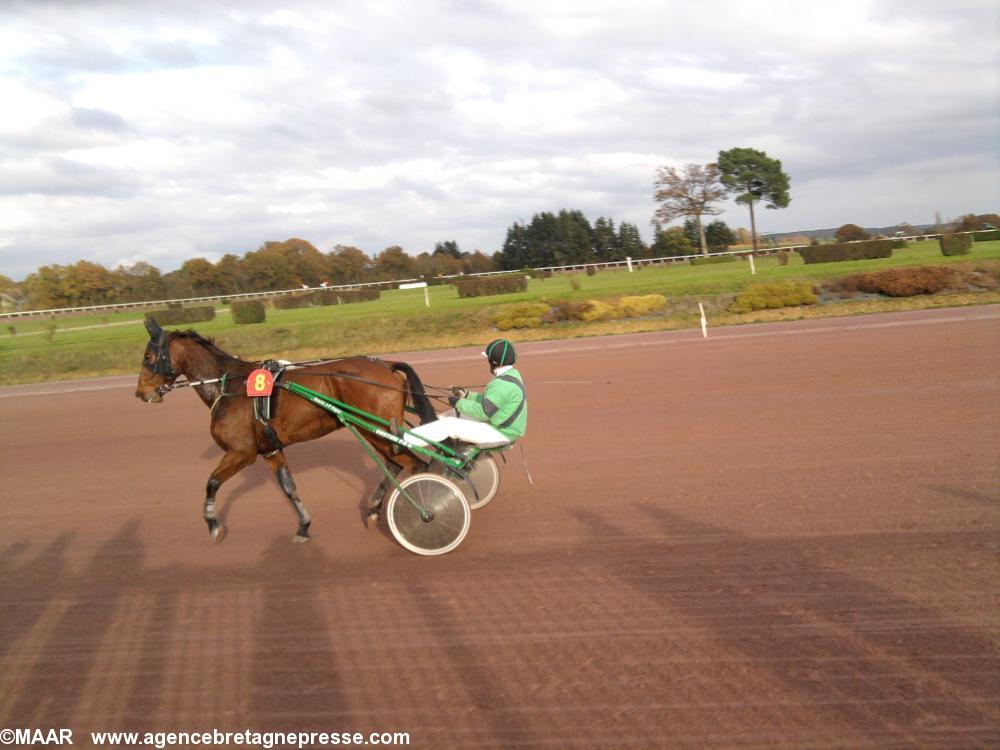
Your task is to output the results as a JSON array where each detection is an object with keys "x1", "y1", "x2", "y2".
[
  {"x1": 618, "y1": 221, "x2": 647, "y2": 259},
  {"x1": 593, "y1": 217, "x2": 620, "y2": 261}
]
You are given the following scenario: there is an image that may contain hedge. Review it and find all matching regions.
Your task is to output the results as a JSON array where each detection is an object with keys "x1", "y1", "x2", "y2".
[
  {"x1": 494, "y1": 302, "x2": 551, "y2": 330},
  {"x1": 453, "y1": 275, "x2": 528, "y2": 298},
  {"x1": 973, "y1": 229, "x2": 1000, "y2": 242},
  {"x1": 579, "y1": 300, "x2": 618, "y2": 322},
  {"x1": 689, "y1": 255, "x2": 737, "y2": 266},
  {"x1": 617, "y1": 294, "x2": 667, "y2": 317},
  {"x1": 729, "y1": 281, "x2": 817, "y2": 313},
  {"x1": 579, "y1": 294, "x2": 667, "y2": 322},
  {"x1": 271, "y1": 293, "x2": 316, "y2": 309},
  {"x1": 318, "y1": 289, "x2": 381, "y2": 305},
  {"x1": 231, "y1": 300, "x2": 266, "y2": 324},
  {"x1": 857, "y1": 266, "x2": 954, "y2": 297},
  {"x1": 492, "y1": 294, "x2": 666, "y2": 328},
  {"x1": 939, "y1": 233, "x2": 972, "y2": 256},
  {"x1": 145, "y1": 306, "x2": 215, "y2": 326},
  {"x1": 797, "y1": 239, "x2": 894, "y2": 264}
]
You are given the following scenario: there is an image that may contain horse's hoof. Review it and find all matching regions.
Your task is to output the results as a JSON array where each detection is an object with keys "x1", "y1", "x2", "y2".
[
  {"x1": 292, "y1": 534, "x2": 310, "y2": 544},
  {"x1": 211, "y1": 525, "x2": 227, "y2": 544},
  {"x1": 365, "y1": 512, "x2": 380, "y2": 530}
]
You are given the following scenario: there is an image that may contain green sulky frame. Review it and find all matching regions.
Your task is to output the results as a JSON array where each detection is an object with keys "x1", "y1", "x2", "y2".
[{"x1": 280, "y1": 380, "x2": 480, "y2": 519}]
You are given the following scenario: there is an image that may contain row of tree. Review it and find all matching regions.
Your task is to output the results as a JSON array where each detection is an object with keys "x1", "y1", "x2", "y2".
[
  {"x1": 8, "y1": 210, "x2": 749, "y2": 309},
  {"x1": 496, "y1": 211, "x2": 647, "y2": 269},
  {"x1": 494, "y1": 210, "x2": 750, "y2": 270},
  {"x1": 7, "y1": 239, "x2": 497, "y2": 310}
]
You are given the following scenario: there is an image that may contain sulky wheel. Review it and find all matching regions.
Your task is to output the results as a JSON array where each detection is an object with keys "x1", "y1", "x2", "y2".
[
  {"x1": 448, "y1": 453, "x2": 501, "y2": 510},
  {"x1": 386, "y1": 473, "x2": 471, "y2": 556}
]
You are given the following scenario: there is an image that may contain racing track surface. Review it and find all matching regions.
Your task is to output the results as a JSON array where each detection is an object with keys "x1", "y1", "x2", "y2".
[{"x1": 1, "y1": 306, "x2": 998, "y2": 749}]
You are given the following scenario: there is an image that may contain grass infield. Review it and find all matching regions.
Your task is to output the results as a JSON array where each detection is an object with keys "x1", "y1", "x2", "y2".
[{"x1": 2, "y1": 239, "x2": 998, "y2": 385}]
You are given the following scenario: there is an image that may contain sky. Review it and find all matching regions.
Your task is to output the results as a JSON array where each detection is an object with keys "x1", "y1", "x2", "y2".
[{"x1": 1, "y1": 0, "x2": 998, "y2": 280}]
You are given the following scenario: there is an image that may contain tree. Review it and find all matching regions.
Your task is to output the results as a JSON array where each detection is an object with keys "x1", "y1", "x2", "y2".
[
  {"x1": 682, "y1": 218, "x2": 700, "y2": 247},
  {"x1": 705, "y1": 220, "x2": 736, "y2": 250},
  {"x1": 181, "y1": 257, "x2": 220, "y2": 296},
  {"x1": 434, "y1": 241, "x2": 462, "y2": 259},
  {"x1": 952, "y1": 213, "x2": 1000, "y2": 232},
  {"x1": 162, "y1": 269, "x2": 194, "y2": 299},
  {"x1": 684, "y1": 218, "x2": 735, "y2": 250},
  {"x1": 243, "y1": 246, "x2": 297, "y2": 291},
  {"x1": 717, "y1": 147, "x2": 791, "y2": 251},
  {"x1": 63, "y1": 261, "x2": 115, "y2": 305},
  {"x1": 328, "y1": 245, "x2": 369, "y2": 284},
  {"x1": 415, "y1": 250, "x2": 462, "y2": 278},
  {"x1": 23, "y1": 265, "x2": 69, "y2": 309},
  {"x1": 374, "y1": 246, "x2": 415, "y2": 279},
  {"x1": 498, "y1": 223, "x2": 529, "y2": 270},
  {"x1": 651, "y1": 225, "x2": 694, "y2": 257},
  {"x1": 554, "y1": 210, "x2": 595, "y2": 265},
  {"x1": 0, "y1": 274, "x2": 20, "y2": 310},
  {"x1": 215, "y1": 254, "x2": 249, "y2": 294},
  {"x1": 525, "y1": 212, "x2": 561, "y2": 267},
  {"x1": 0, "y1": 274, "x2": 21, "y2": 311},
  {"x1": 500, "y1": 210, "x2": 589, "y2": 268},
  {"x1": 834, "y1": 223, "x2": 871, "y2": 243},
  {"x1": 653, "y1": 163, "x2": 726, "y2": 255},
  {"x1": 463, "y1": 251, "x2": 494, "y2": 274},
  {"x1": 259, "y1": 238, "x2": 327, "y2": 286},
  {"x1": 592, "y1": 217, "x2": 620, "y2": 262},
  {"x1": 115, "y1": 262, "x2": 166, "y2": 302},
  {"x1": 618, "y1": 222, "x2": 647, "y2": 259}
]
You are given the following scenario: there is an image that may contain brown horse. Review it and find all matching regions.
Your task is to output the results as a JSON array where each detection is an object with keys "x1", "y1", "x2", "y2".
[{"x1": 134, "y1": 318, "x2": 437, "y2": 543}]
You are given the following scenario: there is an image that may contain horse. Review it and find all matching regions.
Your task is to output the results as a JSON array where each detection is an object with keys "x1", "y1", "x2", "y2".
[{"x1": 134, "y1": 317, "x2": 437, "y2": 543}]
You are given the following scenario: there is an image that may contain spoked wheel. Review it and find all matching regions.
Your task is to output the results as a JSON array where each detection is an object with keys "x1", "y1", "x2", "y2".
[
  {"x1": 386, "y1": 473, "x2": 471, "y2": 556},
  {"x1": 446, "y1": 453, "x2": 501, "y2": 510}
]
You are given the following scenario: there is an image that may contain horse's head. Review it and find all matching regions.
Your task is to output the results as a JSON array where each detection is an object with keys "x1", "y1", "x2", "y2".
[{"x1": 135, "y1": 317, "x2": 178, "y2": 403}]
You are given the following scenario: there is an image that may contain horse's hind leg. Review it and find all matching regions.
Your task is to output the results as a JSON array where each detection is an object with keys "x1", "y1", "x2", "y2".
[
  {"x1": 364, "y1": 443, "x2": 425, "y2": 530},
  {"x1": 205, "y1": 449, "x2": 256, "y2": 543},
  {"x1": 365, "y1": 462, "x2": 402, "y2": 530},
  {"x1": 264, "y1": 452, "x2": 312, "y2": 543}
]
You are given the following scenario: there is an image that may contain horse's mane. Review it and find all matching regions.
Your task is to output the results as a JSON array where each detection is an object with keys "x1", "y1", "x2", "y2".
[{"x1": 172, "y1": 330, "x2": 253, "y2": 364}]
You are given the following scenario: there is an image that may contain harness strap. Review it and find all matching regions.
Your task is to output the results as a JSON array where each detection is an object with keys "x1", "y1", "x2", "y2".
[
  {"x1": 255, "y1": 361, "x2": 286, "y2": 455},
  {"x1": 261, "y1": 423, "x2": 284, "y2": 456},
  {"x1": 496, "y1": 374, "x2": 527, "y2": 430}
]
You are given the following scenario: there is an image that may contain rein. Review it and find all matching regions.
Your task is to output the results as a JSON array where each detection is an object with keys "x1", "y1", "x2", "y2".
[{"x1": 161, "y1": 360, "x2": 464, "y2": 405}]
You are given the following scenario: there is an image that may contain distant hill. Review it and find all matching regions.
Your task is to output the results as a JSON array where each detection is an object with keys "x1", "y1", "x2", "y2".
[{"x1": 764, "y1": 224, "x2": 938, "y2": 241}]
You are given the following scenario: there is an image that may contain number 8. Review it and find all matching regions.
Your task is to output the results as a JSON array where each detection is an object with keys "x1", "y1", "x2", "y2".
[{"x1": 255, "y1": 374, "x2": 267, "y2": 391}]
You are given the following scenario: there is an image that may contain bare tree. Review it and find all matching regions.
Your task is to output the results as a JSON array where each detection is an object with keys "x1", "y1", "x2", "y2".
[{"x1": 653, "y1": 163, "x2": 726, "y2": 255}]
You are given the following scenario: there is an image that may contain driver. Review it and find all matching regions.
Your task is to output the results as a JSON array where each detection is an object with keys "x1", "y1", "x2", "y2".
[{"x1": 404, "y1": 338, "x2": 527, "y2": 451}]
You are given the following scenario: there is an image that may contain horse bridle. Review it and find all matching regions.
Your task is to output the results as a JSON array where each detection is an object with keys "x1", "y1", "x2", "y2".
[{"x1": 144, "y1": 332, "x2": 177, "y2": 396}]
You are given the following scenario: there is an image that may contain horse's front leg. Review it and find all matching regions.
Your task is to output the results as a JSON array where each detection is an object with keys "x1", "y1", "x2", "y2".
[
  {"x1": 204, "y1": 449, "x2": 256, "y2": 543},
  {"x1": 263, "y1": 452, "x2": 312, "y2": 543}
]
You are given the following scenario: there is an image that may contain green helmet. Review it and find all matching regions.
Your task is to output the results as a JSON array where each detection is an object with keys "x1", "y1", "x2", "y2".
[{"x1": 484, "y1": 338, "x2": 516, "y2": 371}]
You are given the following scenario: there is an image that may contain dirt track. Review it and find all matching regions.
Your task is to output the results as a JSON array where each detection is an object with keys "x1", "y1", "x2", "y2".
[{"x1": 2, "y1": 306, "x2": 999, "y2": 749}]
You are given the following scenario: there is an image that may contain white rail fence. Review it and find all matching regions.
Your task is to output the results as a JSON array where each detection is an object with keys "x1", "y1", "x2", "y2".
[{"x1": 0, "y1": 232, "x2": 965, "y2": 320}]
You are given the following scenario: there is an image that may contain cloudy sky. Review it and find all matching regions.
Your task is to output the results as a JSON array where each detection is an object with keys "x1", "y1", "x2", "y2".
[{"x1": 1, "y1": 0, "x2": 997, "y2": 280}]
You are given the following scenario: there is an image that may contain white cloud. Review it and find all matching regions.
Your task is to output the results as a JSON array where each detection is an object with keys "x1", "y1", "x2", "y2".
[{"x1": 0, "y1": 0, "x2": 997, "y2": 280}]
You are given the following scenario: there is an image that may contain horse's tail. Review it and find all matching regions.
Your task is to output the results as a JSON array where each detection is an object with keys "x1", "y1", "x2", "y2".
[{"x1": 390, "y1": 362, "x2": 437, "y2": 424}]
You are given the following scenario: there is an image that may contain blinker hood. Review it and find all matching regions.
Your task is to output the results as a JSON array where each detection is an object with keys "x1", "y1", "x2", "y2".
[{"x1": 145, "y1": 317, "x2": 164, "y2": 340}]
